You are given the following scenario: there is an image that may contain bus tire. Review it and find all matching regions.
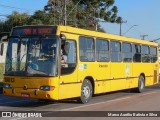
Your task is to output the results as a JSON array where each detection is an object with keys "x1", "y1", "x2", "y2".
[
  {"x1": 38, "y1": 99, "x2": 52, "y2": 103},
  {"x1": 136, "y1": 75, "x2": 145, "y2": 93},
  {"x1": 78, "y1": 79, "x2": 93, "y2": 104}
]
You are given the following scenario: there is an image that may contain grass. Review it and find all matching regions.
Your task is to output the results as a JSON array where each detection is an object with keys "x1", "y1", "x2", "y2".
[{"x1": 0, "y1": 63, "x2": 4, "y2": 82}]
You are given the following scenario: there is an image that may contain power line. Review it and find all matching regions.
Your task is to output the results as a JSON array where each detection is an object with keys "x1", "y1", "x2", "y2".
[
  {"x1": 0, "y1": 15, "x2": 8, "y2": 17},
  {"x1": 0, "y1": 3, "x2": 35, "y2": 12},
  {"x1": 67, "y1": 0, "x2": 81, "y2": 17},
  {"x1": 124, "y1": 22, "x2": 142, "y2": 36},
  {"x1": 123, "y1": 19, "x2": 153, "y2": 40},
  {"x1": 123, "y1": 25, "x2": 138, "y2": 35},
  {"x1": 153, "y1": 38, "x2": 160, "y2": 42}
]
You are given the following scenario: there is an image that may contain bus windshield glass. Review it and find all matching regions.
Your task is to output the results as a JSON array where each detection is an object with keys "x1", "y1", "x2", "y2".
[{"x1": 5, "y1": 36, "x2": 59, "y2": 76}]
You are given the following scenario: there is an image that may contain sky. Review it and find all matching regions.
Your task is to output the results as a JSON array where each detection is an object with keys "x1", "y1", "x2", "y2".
[
  {"x1": 0, "y1": 0, "x2": 160, "y2": 41},
  {"x1": 103, "y1": 0, "x2": 160, "y2": 41}
]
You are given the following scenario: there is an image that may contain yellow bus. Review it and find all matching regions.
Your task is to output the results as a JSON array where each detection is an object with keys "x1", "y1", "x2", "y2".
[{"x1": 2, "y1": 26, "x2": 159, "y2": 103}]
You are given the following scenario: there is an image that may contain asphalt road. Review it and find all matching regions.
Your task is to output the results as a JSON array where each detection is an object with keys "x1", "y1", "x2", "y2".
[{"x1": 0, "y1": 84, "x2": 160, "y2": 120}]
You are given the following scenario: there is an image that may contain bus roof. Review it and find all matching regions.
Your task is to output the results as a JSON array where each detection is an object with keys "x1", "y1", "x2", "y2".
[
  {"x1": 12, "y1": 25, "x2": 158, "y2": 46},
  {"x1": 58, "y1": 26, "x2": 158, "y2": 46}
]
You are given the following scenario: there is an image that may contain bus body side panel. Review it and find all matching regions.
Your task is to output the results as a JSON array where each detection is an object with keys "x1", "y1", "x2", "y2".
[
  {"x1": 132, "y1": 63, "x2": 157, "y2": 88},
  {"x1": 94, "y1": 62, "x2": 111, "y2": 94},
  {"x1": 142, "y1": 63, "x2": 155, "y2": 86},
  {"x1": 132, "y1": 63, "x2": 143, "y2": 88},
  {"x1": 58, "y1": 84, "x2": 81, "y2": 100},
  {"x1": 77, "y1": 61, "x2": 111, "y2": 95},
  {"x1": 110, "y1": 63, "x2": 125, "y2": 91},
  {"x1": 78, "y1": 62, "x2": 98, "y2": 92},
  {"x1": 124, "y1": 62, "x2": 133, "y2": 89}
]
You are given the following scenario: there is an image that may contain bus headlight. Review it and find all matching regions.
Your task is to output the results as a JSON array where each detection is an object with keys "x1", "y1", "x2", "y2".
[
  {"x1": 40, "y1": 86, "x2": 55, "y2": 91},
  {"x1": 3, "y1": 84, "x2": 12, "y2": 89}
]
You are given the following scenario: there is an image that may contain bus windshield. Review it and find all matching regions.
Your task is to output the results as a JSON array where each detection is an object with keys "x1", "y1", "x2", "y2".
[{"x1": 5, "y1": 36, "x2": 59, "y2": 76}]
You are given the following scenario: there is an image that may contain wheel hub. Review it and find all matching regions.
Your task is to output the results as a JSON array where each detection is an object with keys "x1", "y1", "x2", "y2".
[{"x1": 82, "y1": 86, "x2": 90, "y2": 99}]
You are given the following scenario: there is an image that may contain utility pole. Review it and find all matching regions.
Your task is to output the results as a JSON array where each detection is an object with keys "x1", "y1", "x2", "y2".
[
  {"x1": 64, "y1": 0, "x2": 67, "y2": 26},
  {"x1": 119, "y1": 20, "x2": 127, "y2": 36},
  {"x1": 140, "y1": 35, "x2": 148, "y2": 40}
]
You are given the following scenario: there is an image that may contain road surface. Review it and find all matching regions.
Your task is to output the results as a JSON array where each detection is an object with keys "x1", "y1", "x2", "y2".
[{"x1": 0, "y1": 84, "x2": 160, "y2": 120}]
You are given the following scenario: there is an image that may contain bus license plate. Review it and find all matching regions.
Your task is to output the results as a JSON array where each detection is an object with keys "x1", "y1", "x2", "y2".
[{"x1": 21, "y1": 93, "x2": 30, "y2": 98}]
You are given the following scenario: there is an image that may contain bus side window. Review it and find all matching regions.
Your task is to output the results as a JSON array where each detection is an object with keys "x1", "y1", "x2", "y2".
[
  {"x1": 61, "y1": 40, "x2": 77, "y2": 75},
  {"x1": 110, "y1": 41, "x2": 121, "y2": 62},
  {"x1": 132, "y1": 44, "x2": 141, "y2": 62},
  {"x1": 122, "y1": 42, "x2": 132, "y2": 62},
  {"x1": 142, "y1": 45, "x2": 150, "y2": 63},
  {"x1": 150, "y1": 47, "x2": 157, "y2": 63},
  {"x1": 79, "y1": 36, "x2": 95, "y2": 62},
  {"x1": 96, "y1": 39, "x2": 110, "y2": 62}
]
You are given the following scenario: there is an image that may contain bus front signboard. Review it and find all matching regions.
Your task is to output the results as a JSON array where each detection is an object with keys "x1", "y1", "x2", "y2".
[{"x1": 12, "y1": 26, "x2": 57, "y2": 36}]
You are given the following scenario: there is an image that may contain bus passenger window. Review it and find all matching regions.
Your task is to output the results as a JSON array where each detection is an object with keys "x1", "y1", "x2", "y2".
[
  {"x1": 79, "y1": 36, "x2": 95, "y2": 62},
  {"x1": 132, "y1": 44, "x2": 141, "y2": 62},
  {"x1": 110, "y1": 41, "x2": 121, "y2": 62},
  {"x1": 142, "y1": 45, "x2": 150, "y2": 63},
  {"x1": 122, "y1": 42, "x2": 132, "y2": 62},
  {"x1": 150, "y1": 47, "x2": 157, "y2": 63},
  {"x1": 96, "y1": 39, "x2": 109, "y2": 62}
]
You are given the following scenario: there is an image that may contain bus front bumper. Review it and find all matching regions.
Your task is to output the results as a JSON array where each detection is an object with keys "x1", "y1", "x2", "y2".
[{"x1": 3, "y1": 88, "x2": 58, "y2": 100}]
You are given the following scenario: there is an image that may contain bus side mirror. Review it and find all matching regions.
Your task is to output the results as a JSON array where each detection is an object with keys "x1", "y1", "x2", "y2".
[{"x1": 0, "y1": 43, "x2": 4, "y2": 56}]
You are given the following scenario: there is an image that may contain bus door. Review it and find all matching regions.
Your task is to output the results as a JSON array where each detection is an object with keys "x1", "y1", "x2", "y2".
[
  {"x1": 59, "y1": 39, "x2": 79, "y2": 99},
  {"x1": 151, "y1": 47, "x2": 159, "y2": 84}
]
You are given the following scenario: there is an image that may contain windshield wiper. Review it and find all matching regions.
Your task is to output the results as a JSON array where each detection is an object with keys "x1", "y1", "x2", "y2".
[{"x1": 30, "y1": 73, "x2": 49, "y2": 77}]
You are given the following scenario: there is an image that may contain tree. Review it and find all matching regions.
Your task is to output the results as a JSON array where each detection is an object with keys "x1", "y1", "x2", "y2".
[
  {"x1": 1, "y1": 11, "x2": 30, "y2": 32},
  {"x1": 0, "y1": 1, "x2": 121, "y2": 33},
  {"x1": 28, "y1": 10, "x2": 54, "y2": 25},
  {"x1": 0, "y1": 21, "x2": 5, "y2": 32},
  {"x1": 46, "y1": 0, "x2": 121, "y2": 32}
]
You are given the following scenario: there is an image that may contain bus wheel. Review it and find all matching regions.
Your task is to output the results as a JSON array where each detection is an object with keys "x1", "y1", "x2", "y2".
[
  {"x1": 136, "y1": 75, "x2": 145, "y2": 93},
  {"x1": 78, "y1": 79, "x2": 93, "y2": 104}
]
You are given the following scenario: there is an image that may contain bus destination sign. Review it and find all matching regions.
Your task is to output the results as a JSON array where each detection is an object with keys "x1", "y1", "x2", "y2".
[{"x1": 12, "y1": 26, "x2": 57, "y2": 36}]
